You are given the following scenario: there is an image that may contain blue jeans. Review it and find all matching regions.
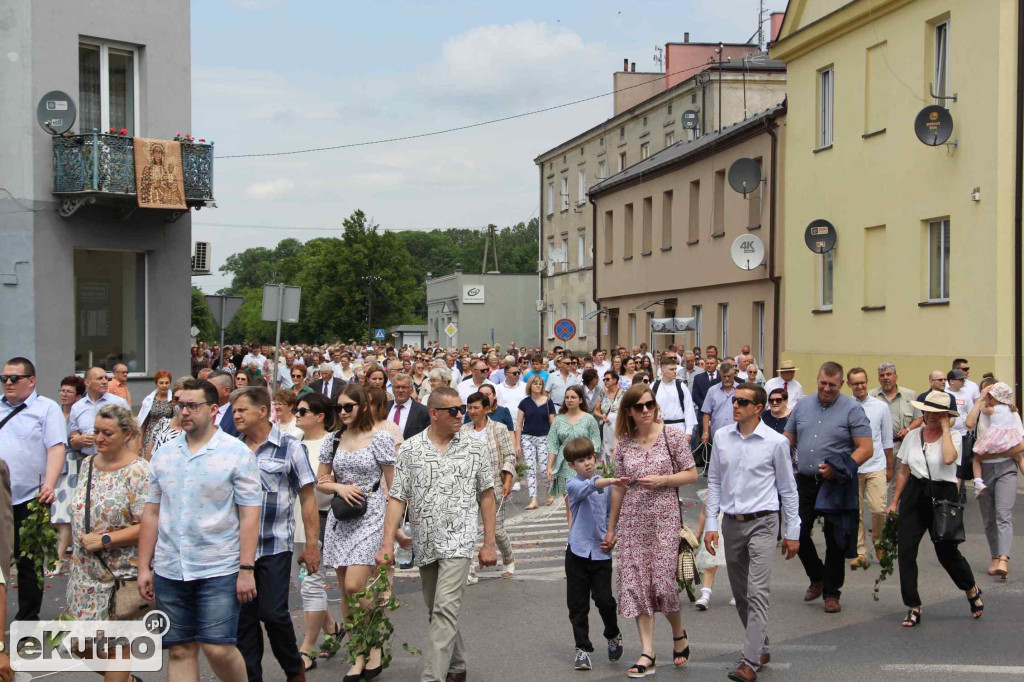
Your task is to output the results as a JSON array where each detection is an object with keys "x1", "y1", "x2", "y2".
[{"x1": 154, "y1": 572, "x2": 240, "y2": 646}]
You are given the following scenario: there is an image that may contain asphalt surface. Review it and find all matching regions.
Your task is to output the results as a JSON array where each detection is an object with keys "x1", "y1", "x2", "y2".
[{"x1": 7, "y1": 481, "x2": 1024, "y2": 681}]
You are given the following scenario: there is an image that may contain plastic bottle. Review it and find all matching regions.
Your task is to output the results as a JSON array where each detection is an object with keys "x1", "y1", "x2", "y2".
[{"x1": 395, "y1": 522, "x2": 413, "y2": 568}]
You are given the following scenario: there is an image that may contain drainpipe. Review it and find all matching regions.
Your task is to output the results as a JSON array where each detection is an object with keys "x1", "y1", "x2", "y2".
[
  {"x1": 590, "y1": 194, "x2": 600, "y2": 344},
  {"x1": 539, "y1": 164, "x2": 545, "y2": 352},
  {"x1": 766, "y1": 117, "x2": 782, "y2": 375},
  {"x1": 1015, "y1": 0, "x2": 1024, "y2": 409}
]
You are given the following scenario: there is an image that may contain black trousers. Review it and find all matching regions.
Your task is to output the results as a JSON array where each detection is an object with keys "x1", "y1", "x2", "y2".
[
  {"x1": 565, "y1": 548, "x2": 619, "y2": 653},
  {"x1": 795, "y1": 475, "x2": 846, "y2": 599},
  {"x1": 237, "y1": 551, "x2": 302, "y2": 682},
  {"x1": 12, "y1": 501, "x2": 43, "y2": 621},
  {"x1": 897, "y1": 476, "x2": 976, "y2": 608}
]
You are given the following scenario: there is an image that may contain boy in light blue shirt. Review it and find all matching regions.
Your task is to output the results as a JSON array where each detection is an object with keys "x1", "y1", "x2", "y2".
[{"x1": 564, "y1": 437, "x2": 628, "y2": 671}]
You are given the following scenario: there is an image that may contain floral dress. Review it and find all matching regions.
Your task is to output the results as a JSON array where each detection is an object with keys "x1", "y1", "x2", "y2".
[
  {"x1": 66, "y1": 458, "x2": 150, "y2": 620},
  {"x1": 546, "y1": 413, "x2": 602, "y2": 496},
  {"x1": 615, "y1": 427, "x2": 694, "y2": 618},
  {"x1": 319, "y1": 429, "x2": 396, "y2": 568}
]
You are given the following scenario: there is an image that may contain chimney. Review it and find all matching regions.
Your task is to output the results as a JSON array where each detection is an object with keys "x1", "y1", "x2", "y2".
[
  {"x1": 623, "y1": 58, "x2": 629, "y2": 71},
  {"x1": 770, "y1": 12, "x2": 785, "y2": 43},
  {"x1": 630, "y1": 62, "x2": 635, "y2": 72},
  {"x1": 684, "y1": 32, "x2": 689, "y2": 43}
]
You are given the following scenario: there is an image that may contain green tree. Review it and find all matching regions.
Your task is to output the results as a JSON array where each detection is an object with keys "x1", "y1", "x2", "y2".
[{"x1": 191, "y1": 287, "x2": 219, "y2": 343}]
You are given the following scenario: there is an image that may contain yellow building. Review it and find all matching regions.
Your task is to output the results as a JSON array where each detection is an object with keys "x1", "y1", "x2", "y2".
[{"x1": 771, "y1": 0, "x2": 1023, "y2": 396}]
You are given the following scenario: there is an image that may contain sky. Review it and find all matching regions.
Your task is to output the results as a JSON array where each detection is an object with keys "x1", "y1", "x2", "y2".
[{"x1": 190, "y1": 0, "x2": 785, "y2": 292}]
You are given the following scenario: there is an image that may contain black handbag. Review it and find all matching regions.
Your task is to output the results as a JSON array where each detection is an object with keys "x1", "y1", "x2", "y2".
[
  {"x1": 327, "y1": 434, "x2": 380, "y2": 521},
  {"x1": 922, "y1": 436, "x2": 966, "y2": 544}
]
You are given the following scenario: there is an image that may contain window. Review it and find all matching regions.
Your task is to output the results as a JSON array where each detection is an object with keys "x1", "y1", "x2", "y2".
[
  {"x1": 623, "y1": 203, "x2": 634, "y2": 258},
  {"x1": 865, "y1": 42, "x2": 888, "y2": 133},
  {"x1": 688, "y1": 180, "x2": 700, "y2": 242},
  {"x1": 546, "y1": 182, "x2": 554, "y2": 216},
  {"x1": 577, "y1": 169, "x2": 587, "y2": 205},
  {"x1": 693, "y1": 305, "x2": 703, "y2": 347},
  {"x1": 642, "y1": 116, "x2": 648, "y2": 127},
  {"x1": 619, "y1": 127, "x2": 625, "y2": 140},
  {"x1": 629, "y1": 313, "x2": 637, "y2": 348},
  {"x1": 546, "y1": 243, "x2": 555, "y2": 276},
  {"x1": 562, "y1": 303, "x2": 570, "y2": 323},
  {"x1": 578, "y1": 234, "x2": 586, "y2": 267},
  {"x1": 548, "y1": 309, "x2": 555, "y2": 339},
  {"x1": 928, "y1": 219, "x2": 950, "y2": 300},
  {"x1": 561, "y1": 237, "x2": 569, "y2": 272},
  {"x1": 600, "y1": 136, "x2": 605, "y2": 147},
  {"x1": 819, "y1": 66, "x2": 834, "y2": 148},
  {"x1": 934, "y1": 21, "x2": 950, "y2": 103},
  {"x1": 580, "y1": 146, "x2": 585, "y2": 156},
  {"x1": 713, "y1": 170, "x2": 725, "y2": 236},
  {"x1": 719, "y1": 303, "x2": 729, "y2": 357},
  {"x1": 560, "y1": 174, "x2": 569, "y2": 211},
  {"x1": 641, "y1": 196, "x2": 653, "y2": 254},
  {"x1": 618, "y1": 151, "x2": 627, "y2": 172},
  {"x1": 598, "y1": 159, "x2": 608, "y2": 180},
  {"x1": 864, "y1": 225, "x2": 886, "y2": 306},
  {"x1": 578, "y1": 302, "x2": 588, "y2": 337},
  {"x1": 79, "y1": 41, "x2": 139, "y2": 136},
  {"x1": 667, "y1": 103, "x2": 673, "y2": 115},
  {"x1": 604, "y1": 210, "x2": 614, "y2": 262},
  {"x1": 74, "y1": 249, "x2": 147, "y2": 373},
  {"x1": 819, "y1": 250, "x2": 835, "y2": 309},
  {"x1": 641, "y1": 142, "x2": 650, "y2": 160},
  {"x1": 661, "y1": 190, "x2": 673, "y2": 249},
  {"x1": 665, "y1": 131, "x2": 675, "y2": 147},
  {"x1": 753, "y1": 301, "x2": 765, "y2": 364}
]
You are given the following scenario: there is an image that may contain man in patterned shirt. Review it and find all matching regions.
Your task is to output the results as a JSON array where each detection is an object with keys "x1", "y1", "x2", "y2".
[
  {"x1": 233, "y1": 386, "x2": 320, "y2": 682},
  {"x1": 376, "y1": 386, "x2": 498, "y2": 682}
]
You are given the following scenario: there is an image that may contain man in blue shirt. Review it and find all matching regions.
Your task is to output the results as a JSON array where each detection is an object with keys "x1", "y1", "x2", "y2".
[{"x1": 68, "y1": 367, "x2": 129, "y2": 456}]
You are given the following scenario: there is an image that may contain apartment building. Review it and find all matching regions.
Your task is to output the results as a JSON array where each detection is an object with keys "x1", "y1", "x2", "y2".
[{"x1": 534, "y1": 36, "x2": 786, "y2": 354}]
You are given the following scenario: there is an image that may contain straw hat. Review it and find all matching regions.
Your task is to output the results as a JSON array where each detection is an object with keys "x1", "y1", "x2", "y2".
[
  {"x1": 910, "y1": 390, "x2": 958, "y2": 416},
  {"x1": 989, "y1": 382, "x2": 1014, "y2": 406},
  {"x1": 776, "y1": 360, "x2": 799, "y2": 373}
]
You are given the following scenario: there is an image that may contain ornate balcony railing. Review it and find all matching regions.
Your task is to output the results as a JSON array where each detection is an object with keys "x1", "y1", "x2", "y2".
[{"x1": 52, "y1": 134, "x2": 214, "y2": 217}]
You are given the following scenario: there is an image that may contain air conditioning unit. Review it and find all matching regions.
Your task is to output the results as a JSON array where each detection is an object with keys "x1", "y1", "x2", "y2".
[
  {"x1": 191, "y1": 241, "x2": 211, "y2": 275},
  {"x1": 536, "y1": 299, "x2": 547, "y2": 312}
]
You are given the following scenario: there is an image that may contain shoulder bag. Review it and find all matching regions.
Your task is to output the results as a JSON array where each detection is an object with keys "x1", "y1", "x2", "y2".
[
  {"x1": 85, "y1": 458, "x2": 154, "y2": 620},
  {"x1": 328, "y1": 433, "x2": 380, "y2": 521},
  {"x1": 664, "y1": 428, "x2": 702, "y2": 599},
  {"x1": 921, "y1": 435, "x2": 966, "y2": 544},
  {"x1": 0, "y1": 403, "x2": 27, "y2": 432}
]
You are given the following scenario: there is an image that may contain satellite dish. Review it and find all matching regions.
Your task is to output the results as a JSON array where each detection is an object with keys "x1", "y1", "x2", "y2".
[
  {"x1": 914, "y1": 105, "x2": 953, "y2": 146},
  {"x1": 730, "y1": 234, "x2": 765, "y2": 270},
  {"x1": 728, "y1": 158, "x2": 762, "y2": 194},
  {"x1": 681, "y1": 110, "x2": 699, "y2": 130},
  {"x1": 36, "y1": 90, "x2": 76, "y2": 135},
  {"x1": 804, "y1": 219, "x2": 837, "y2": 254}
]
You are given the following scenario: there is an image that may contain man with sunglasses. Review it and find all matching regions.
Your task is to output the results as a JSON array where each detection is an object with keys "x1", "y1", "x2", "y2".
[
  {"x1": 948, "y1": 358, "x2": 981, "y2": 403},
  {"x1": 376, "y1": 387, "x2": 498, "y2": 682},
  {"x1": 0, "y1": 357, "x2": 66, "y2": 623},
  {"x1": 546, "y1": 354, "x2": 581, "y2": 411},
  {"x1": 702, "y1": 362, "x2": 739, "y2": 448},
  {"x1": 457, "y1": 358, "x2": 495, "y2": 405},
  {"x1": 703, "y1": 383, "x2": 800, "y2": 682}
]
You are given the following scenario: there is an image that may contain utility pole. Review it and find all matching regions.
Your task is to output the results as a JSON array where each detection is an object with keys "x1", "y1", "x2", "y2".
[
  {"x1": 757, "y1": 0, "x2": 765, "y2": 51},
  {"x1": 364, "y1": 275, "x2": 382, "y2": 343},
  {"x1": 717, "y1": 43, "x2": 724, "y2": 133},
  {"x1": 481, "y1": 224, "x2": 500, "y2": 273}
]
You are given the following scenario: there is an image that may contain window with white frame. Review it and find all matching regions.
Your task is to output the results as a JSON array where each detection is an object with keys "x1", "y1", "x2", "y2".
[
  {"x1": 79, "y1": 41, "x2": 140, "y2": 135},
  {"x1": 630, "y1": 313, "x2": 637, "y2": 348},
  {"x1": 546, "y1": 182, "x2": 554, "y2": 216},
  {"x1": 819, "y1": 66, "x2": 834, "y2": 148},
  {"x1": 562, "y1": 303, "x2": 569, "y2": 324},
  {"x1": 546, "y1": 243, "x2": 555, "y2": 276},
  {"x1": 928, "y1": 219, "x2": 950, "y2": 300},
  {"x1": 548, "y1": 310, "x2": 555, "y2": 339},
  {"x1": 819, "y1": 250, "x2": 835, "y2": 309},
  {"x1": 618, "y1": 151, "x2": 626, "y2": 172},
  {"x1": 665, "y1": 131, "x2": 675, "y2": 147},
  {"x1": 561, "y1": 237, "x2": 569, "y2": 271},
  {"x1": 560, "y1": 174, "x2": 569, "y2": 211},
  {"x1": 754, "y1": 301, "x2": 765, "y2": 365},
  {"x1": 641, "y1": 142, "x2": 650, "y2": 160},
  {"x1": 74, "y1": 249, "x2": 147, "y2": 373},
  {"x1": 693, "y1": 305, "x2": 702, "y2": 347},
  {"x1": 719, "y1": 303, "x2": 729, "y2": 357},
  {"x1": 934, "y1": 21, "x2": 950, "y2": 103},
  {"x1": 578, "y1": 168, "x2": 587, "y2": 205},
  {"x1": 598, "y1": 159, "x2": 608, "y2": 180},
  {"x1": 577, "y1": 234, "x2": 586, "y2": 267},
  {"x1": 578, "y1": 302, "x2": 587, "y2": 337}
]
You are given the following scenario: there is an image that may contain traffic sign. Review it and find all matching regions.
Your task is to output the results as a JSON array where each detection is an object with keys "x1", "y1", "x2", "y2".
[
  {"x1": 205, "y1": 295, "x2": 244, "y2": 328},
  {"x1": 261, "y1": 285, "x2": 301, "y2": 323},
  {"x1": 374, "y1": 329, "x2": 386, "y2": 340},
  {"x1": 444, "y1": 322, "x2": 458, "y2": 338},
  {"x1": 554, "y1": 318, "x2": 577, "y2": 341}
]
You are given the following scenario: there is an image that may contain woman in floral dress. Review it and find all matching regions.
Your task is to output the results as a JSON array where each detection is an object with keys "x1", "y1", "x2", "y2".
[
  {"x1": 546, "y1": 385, "x2": 602, "y2": 526},
  {"x1": 605, "y1": 385, "x2": 698, "y2": 677}
]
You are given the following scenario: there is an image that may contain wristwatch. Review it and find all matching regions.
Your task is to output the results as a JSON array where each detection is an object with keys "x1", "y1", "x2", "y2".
[{"x1": 101, "y1": 534, "x2": 112, "y2": 549}]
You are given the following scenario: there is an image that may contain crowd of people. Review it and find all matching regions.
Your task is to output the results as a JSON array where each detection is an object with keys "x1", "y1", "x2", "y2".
[{"x1": 0, "y1": 339, "x2": 1021, "y2": 682}]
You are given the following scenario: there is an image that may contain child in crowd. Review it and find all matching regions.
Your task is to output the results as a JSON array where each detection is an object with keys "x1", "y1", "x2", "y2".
[
  {"x1": 972, "y1": 382, "x2": 1024, "y2": 497},
  {"x1": 694, "y1": 488, "x2": 727, "y2": 610},
  {"x1": 564, "y1": 437, "x2": 628, "y2": 671}
]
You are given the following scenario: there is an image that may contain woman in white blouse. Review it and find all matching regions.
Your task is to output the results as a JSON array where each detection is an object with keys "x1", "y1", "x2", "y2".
[{"x1": 887, "y1": 390, "x2": 982, "y2": 627}]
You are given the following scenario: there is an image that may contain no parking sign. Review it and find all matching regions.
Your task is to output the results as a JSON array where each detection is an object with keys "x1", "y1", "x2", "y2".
[{"x1": 554, "y1": 319, "x2": 576, "y2": 341}]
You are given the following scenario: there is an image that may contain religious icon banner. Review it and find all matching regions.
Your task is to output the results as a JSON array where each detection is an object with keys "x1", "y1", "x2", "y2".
[{"x1": 133, "y1": 138, "x2": 187, "y2": 209}]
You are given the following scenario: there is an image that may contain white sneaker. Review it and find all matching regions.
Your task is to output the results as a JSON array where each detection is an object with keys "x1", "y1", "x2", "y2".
[
  {"x1": 512, "y1": 481, "x2": 521, "y2": 492},
  {"x1": 729, "y1": 597, "x2": 737, "y2": 606},
  {"x1": 466, "y1": 571, "x2": 479, "y2": 585},
  {"x1": 695, "y1": 596, "x2": 710, "y2": 611}
]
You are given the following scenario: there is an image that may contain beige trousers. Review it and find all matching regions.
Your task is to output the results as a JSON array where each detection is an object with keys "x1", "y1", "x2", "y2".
[
  {"x1": 419, "y1": 557, "x2": 472, "y2": 682},
  {"x1": 857, "y1": 470, "x2": 888, "y2": 558}
]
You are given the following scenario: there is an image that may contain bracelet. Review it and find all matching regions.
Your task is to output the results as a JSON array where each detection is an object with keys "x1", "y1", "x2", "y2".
[{"x1": 239, "y1": 564, "x2": 255, "y2": 571}]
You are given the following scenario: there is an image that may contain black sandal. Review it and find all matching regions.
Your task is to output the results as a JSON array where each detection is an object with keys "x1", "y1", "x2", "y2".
[
  {"x1": 673, "y1": 630, "x2": 690, "y2": 666},
  {"x1": 901, "y1": 609, "x2": 921, "y2": 627},
  {"x1": 300, "y1": 651, "x2": 318, "y2": 672},
  {"x1": 968, "y1": 587, "x2": 984, "y2": 619},
  {"x1": 627, "y1": 653, "x2": 656, "y2": 678}
]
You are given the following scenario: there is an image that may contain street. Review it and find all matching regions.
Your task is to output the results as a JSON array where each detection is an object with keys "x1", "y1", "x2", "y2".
[{"x1": 9, "y1": 481, "x2": 1024, "y2": 681}]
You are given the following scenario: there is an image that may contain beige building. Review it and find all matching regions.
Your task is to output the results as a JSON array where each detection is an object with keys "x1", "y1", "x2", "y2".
[
  {"x1": 534, "y1": 40, "x2": 786, "y2": 354},
  {"x1": 589, "y1": 105, "x2": 787, "y2": 371}
]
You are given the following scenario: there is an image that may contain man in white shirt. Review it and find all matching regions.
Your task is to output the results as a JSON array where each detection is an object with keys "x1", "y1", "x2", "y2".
[
  {"x1": 457, "y1": 358, "x2": 496, "y2": 405},
  {"x1": 704, "y1": 382, "x2": 799, "y2": 682},
  {"x1": 652, "y1": 357, "x2": 696, "y2": 441},
  {"x1": 242, "y1": 347, "x2": 267, "y2": 373},
  {"x1": 592, "y1": 349, "x2": 611, "y2": 378},
  {"x1": 847, "y1": 368, "x2": 893, "y2": 568},
  {"x1": 680, "y1": 351, "x2": 703, "y2": 391},
  {"x1": 446, "y1": 353, "x2": 463, "y2": 385},
  {"x1": 948, "y1": 358, "x2": 981, "y2": 403},
  {"x1": 763, "y1": 360, "x2": 804, "y2": 409},
  {"x1": 945, "y1": 369, "x2": 975, "y2": 436}
]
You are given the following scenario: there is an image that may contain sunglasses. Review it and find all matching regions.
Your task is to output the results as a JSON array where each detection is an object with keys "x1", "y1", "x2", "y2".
[
  {"x1": 960, "y1": 366, "x2": 970, "y2": 371},
  {"x1": 291, "y1": 407, "x2": 313, "y2": 416},
  {"x1": 602, "y1": 377, "x2": 615, "y2": 382},
  {"x1": 641, "y1": 378, "x2": 650, "y2": 384},
  {"x1": 731, "y1": 397, "x2": 755, "y2": 407},
  {"x1": 768, "y1": 397, "x2": 786, "y2": 404},
  {"x1": 0, "y1": 374, "x2": 31, "y2": 384},
  {"x1": 291, "y1": 374, "x2": 304, "y2": 379},
  {"x1": 436, "y1": 405, "x2": 468, "y2": 417},
  {"x1": 333, "y1": 403, "x2": 358, "y2": 414},
  {"x1": 631, "y1": 400, "x2": 657, "y2": 413},
  {"x1": 507, "y1": 371, "x2": 520, "y2": 376}
]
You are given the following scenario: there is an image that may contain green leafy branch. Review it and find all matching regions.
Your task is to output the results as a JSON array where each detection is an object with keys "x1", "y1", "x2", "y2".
[
  {"x1": 873, "y1": 514, "x2": 899, "y2": 601},
  {"x1": 342, "y1": 563, "x2": 421, "y2": 669},
  {"x1": 18, "y1": 495, "x2": 59, "y2": 589}
]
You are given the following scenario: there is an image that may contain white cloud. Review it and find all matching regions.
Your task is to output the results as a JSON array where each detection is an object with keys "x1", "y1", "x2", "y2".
[{"x1": 246, "y1": 178, "x2": 295, "y2": 198}]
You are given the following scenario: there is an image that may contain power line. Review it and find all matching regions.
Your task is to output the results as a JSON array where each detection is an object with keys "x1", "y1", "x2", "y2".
[
  {"x1": 214, "y1": 59, "x2": 722, "y2": 160},
  {"x1": 193, "y1": 221, "x2": 494, "y2": 232}
]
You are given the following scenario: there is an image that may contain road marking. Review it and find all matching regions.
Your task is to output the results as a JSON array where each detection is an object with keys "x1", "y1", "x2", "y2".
[
  {"x1": 690, "y1": 643, "x2": 836, "y2": 653},
  {"x1": 881, "y1": 664, "x2": 1024, "y2": 675},
  {"x1": 683, "y1": 662, "x2": 793, "y2": 671}
]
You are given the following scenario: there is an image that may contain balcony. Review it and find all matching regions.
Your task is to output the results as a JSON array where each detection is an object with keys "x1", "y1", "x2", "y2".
[{"x1": 52, "y1": 134, "x2": 215, "y2": 219}]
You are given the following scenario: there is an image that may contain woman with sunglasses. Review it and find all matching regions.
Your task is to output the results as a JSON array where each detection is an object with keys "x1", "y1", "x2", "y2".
[
  {"x1": 292, "y1": 393, "x2": 344, "y2": 672},
  {"x1": 411, "y1": 361, "x2": 429, "y2": 397},
  {"x1": 291, "y1": 364, "x2": 313, "y2": 399},
  {"x1": 761, "y1": 387, "x2": 792, "y2": 435},
  {"x1": 605, "y1": 385, "x2": 697, "y2": 676},
  {"x1": 495, "y1": 362, "x2": 527, "y2": 425},
  {"x1": 594, "y1": 371, "x2": 623, "y2": 466},
  {"x1": 317, "y1": 385, "x2": 396, "y2": 681},
  {"x1": 547, "y1": 385, "x2": 602, "y2": 525}
]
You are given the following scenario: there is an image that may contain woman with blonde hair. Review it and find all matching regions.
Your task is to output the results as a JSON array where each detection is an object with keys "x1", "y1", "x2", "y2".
[{"x1": 516, "y1": 374, "x2": 556, "y2": 510}]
